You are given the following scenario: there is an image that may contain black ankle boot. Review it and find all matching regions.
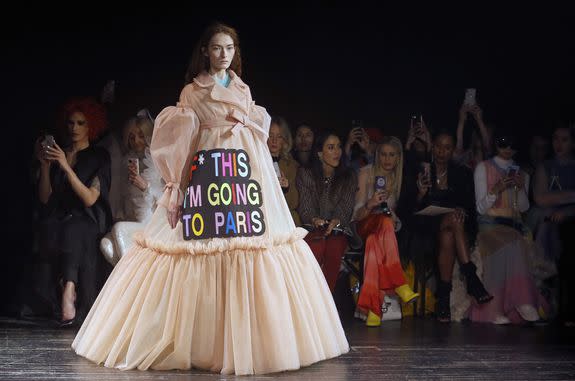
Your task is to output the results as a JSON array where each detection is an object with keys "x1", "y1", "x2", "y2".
[
  {"x1": 436, "y1": 281, "x2": 452, "y2": 323},
  {"x1": 460, "y1": 262, "x2": 493, "y2": 305}
]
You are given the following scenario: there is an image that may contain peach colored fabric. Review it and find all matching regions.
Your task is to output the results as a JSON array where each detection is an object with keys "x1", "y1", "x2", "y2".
[{"x1": 72, "y1": 71, "x2": 349, "y2": 375}]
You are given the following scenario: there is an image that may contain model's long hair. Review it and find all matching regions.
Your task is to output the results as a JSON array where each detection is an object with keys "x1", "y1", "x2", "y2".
[{"x1": 184, "y1": 22, "x2": 242, "y2": 84}]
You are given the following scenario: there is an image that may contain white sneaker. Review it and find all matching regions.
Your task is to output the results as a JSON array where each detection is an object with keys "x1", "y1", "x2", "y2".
[
  {"x1": 516, "y1": 304, "x2": 540, "y2": 322},
  {"x1": 493, "y1": 315, "x2": 511, "y2": 325}
]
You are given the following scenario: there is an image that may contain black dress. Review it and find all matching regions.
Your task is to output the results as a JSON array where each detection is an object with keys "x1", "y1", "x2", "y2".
[
  {"x1": 400, "y1": 161, "x2": 477, "y2": 266},
  {"x1": 25, "y1": 146, "x2": 112, "y2": 322}
]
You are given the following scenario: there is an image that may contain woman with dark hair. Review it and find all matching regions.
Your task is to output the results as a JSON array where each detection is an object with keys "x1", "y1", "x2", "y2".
[
  {"x1": 471, "y1": 133, "x2": 545, "y2": 324},
  {"x1": 414, "y1": 131, "x2": 492, "y2": 323},
  {"x1": 31, "y1": 97, "x2": 111, "y2": 326},
  {"x1": 296, "y1": 130, "x2": 358, "y2": 292},
  {"x1": 293, "y1": 124, "x2": 315, "y2": 167},
  {"x1": 73, "y1": 23, "x2": 349, "y2": 375}
]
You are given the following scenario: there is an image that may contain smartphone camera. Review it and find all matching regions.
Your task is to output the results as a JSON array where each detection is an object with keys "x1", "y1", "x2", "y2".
[
  {"x1": 127, "y1": 157, "x2": 140, "y2": 174},
  {"x1": 374, "y1": 176, "x2": 392, "y2": 216}
]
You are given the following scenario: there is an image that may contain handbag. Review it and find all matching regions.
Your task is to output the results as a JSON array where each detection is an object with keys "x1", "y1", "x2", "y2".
[{"x1": 381, "y1": 295, "x2": 402, "y2": 321}]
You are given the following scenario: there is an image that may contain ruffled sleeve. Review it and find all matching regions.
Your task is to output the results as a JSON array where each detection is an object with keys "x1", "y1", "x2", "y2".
[
  {"x1": 151, "y1": 96, "x2": 200, "y2": 212},
  {"x1": 248, "y1": 101, "x2": 271, "y2": 142}
]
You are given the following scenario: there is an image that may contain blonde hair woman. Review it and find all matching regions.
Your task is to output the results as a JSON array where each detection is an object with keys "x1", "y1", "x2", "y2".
[
  {"x1": 353, "y1": 136, "x2": 419, "y2": 326},
  {"x1": 267, "y1": 116, "x2": 301, "y2": 225}
]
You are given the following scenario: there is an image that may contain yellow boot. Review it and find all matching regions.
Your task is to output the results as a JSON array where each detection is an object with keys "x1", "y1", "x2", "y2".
[
  {"x1": 395, "y1": 284, "x2": 420, "y2": 304},
  {"x1": 366, "y1": 310, "x2": 381, "y2": 327}
]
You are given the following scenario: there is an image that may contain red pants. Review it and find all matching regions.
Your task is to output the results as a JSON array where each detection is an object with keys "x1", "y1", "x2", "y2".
[
  {"x1": 357, "y1": 214, "x2": 406, "y2": 317},
  {"x1": 305, "y1": 230, "x2": 348, "y2": 292}
]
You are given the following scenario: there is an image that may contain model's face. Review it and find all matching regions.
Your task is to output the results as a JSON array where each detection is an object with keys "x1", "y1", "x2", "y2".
[
  {"x1": 127, "y1": 124, "x2": 147, "y2": 153},
  {"x1": 267, "y1": 123, "x2": 285, "y2": 157},
  {"x1": 295, "y1": 126, "x2": 314, "y2": 151},
  {"x1": 379, "y1": 144, "x2": 399, "y2": 172},
  {"x1": 67, "y1": 112, "x2": 89, "y2": 143},
  {"x1": 319, "y1": 135, "x2": 342, "y2": 168},
  {"x1": 205, "y1": 33, "x2": 235, "y2": 72},
  {"x1": 432, "y1": 135, "x2": 454, "y2": 165},
  {"x1": 552, "y1": 128, "x2": 573, "y2": 158}
]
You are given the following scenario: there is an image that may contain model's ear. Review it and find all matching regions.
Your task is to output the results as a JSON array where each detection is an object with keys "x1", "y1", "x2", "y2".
[
  {"x1": 201, "y1": 46, "x2": 208, "y2": 57},
  {"x1": 317, "y1": 152, "x2": 323, "y2": 162}
]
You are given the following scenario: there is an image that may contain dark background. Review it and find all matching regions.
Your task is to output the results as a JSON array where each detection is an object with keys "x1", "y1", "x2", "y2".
[{"x1": 2, "y1": 6, "x2": 574, "y2": 314}]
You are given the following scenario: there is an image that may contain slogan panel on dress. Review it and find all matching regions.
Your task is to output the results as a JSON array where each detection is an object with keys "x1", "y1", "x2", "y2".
[{"x1": 181, "y1": 149, "x2": 266, "y2": 240}]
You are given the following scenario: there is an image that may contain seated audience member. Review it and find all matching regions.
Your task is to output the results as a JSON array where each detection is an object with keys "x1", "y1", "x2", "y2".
[
  {"x1": 267, "y1": 116, "x2": 301, "y2": 226},
  {"x1": 292, "y1": 124, "x2": 315, "y2": 167},
  {"x1": 471, "y1": 133, "x2": 546, "y2": 324},
  {"x1": 532, "y1": 124, "x2": 575, "y2": 325},
  {"x1": 353, "y1": 136, "x2": 419, "y2": 326},
  {"x1": 296, "y1": 130, "x2": 357, "y2": 292},
  {"x1": 413, "y1": 131, "x2": 491, "y2": 323},
  {"x1": 100, "y1": 113, "x2": 163, "y2": 265},
  {"x1": 28, "y1": 97, "x2": 112, "y2": 326}
]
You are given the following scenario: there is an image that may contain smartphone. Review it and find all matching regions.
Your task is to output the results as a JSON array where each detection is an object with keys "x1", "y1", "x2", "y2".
[
  {"x1": 374, "y1": 176, "x2": 392, "y2": 215},
  {"x1": 421, "y1": 162, "x2": 431, "y2": 178},
  {"x1": 41, "y1": 135, "x2": 55, "y2": 149},
  {"x1": 127, "y1": 157, "x2": 140, "y2": 174},
  {"x1": 273, "y1": 161, "x2": 281, "y2": 178},
  {"x1": 374, "y1": 176, "x2": 386, "y2": 192},
  {"x1": 506, "y1": 165, "x2": 520, "y2": 177},
  {"x1": 464, "y1": 88, "x2": 477, "y2": 106}
]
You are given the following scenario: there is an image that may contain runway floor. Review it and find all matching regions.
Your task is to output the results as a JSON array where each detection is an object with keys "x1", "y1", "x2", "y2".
[{"x1": 1, "y1": 315, "x2": 574, "y2": 381}]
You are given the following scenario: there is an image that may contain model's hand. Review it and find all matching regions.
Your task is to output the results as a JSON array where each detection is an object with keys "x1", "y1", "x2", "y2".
[
  {"x1": 490, "y1": 176, "x2": 514, "y2": 195},
  {"x1": 167, "y1": 205, "x2": 182, "y2": 229}
]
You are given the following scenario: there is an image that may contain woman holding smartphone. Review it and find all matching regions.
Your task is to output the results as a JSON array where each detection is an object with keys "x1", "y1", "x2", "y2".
[
  {"x1": 471, "y1": 133, "x2": 546, "y2": 324},
  {"x1": 414, "y1": 131, "x2": 491, "y2": 323},
  {"x1": 100, "y1": 114, "x2": 164, "y2": 265},
  {"x1": 353, "y1": 136, "x2": 419, "y2": 326},
  {"x1": 32, "y1": 97, "x2": 111, "y2": 326}
]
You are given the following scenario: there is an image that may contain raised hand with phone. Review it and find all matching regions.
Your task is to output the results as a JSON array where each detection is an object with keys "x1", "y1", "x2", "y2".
[
  {"x1": 406, "y1": 114, "x2": 431, "y2": 153},
  {"x1": 127, "y1": 158, "x2": 149, "y2": 192}
]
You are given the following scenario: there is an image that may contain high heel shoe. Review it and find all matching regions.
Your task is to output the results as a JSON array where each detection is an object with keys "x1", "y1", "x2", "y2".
[
  {"x1": 460, "y1": 262, "x2": 493, "y2": 305},
  {"x1": 394, "y1": 284, "x2": 419, "y2": 304},
  {"x1": 366, "y1": 310, "x2": 381, "y2": 327},
  {"x1": 436, "y1": 281, "x2": 451, "y2": 323},
  {"x1": 60, "y1": 284, "x2": 76, "y2": 328}
]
